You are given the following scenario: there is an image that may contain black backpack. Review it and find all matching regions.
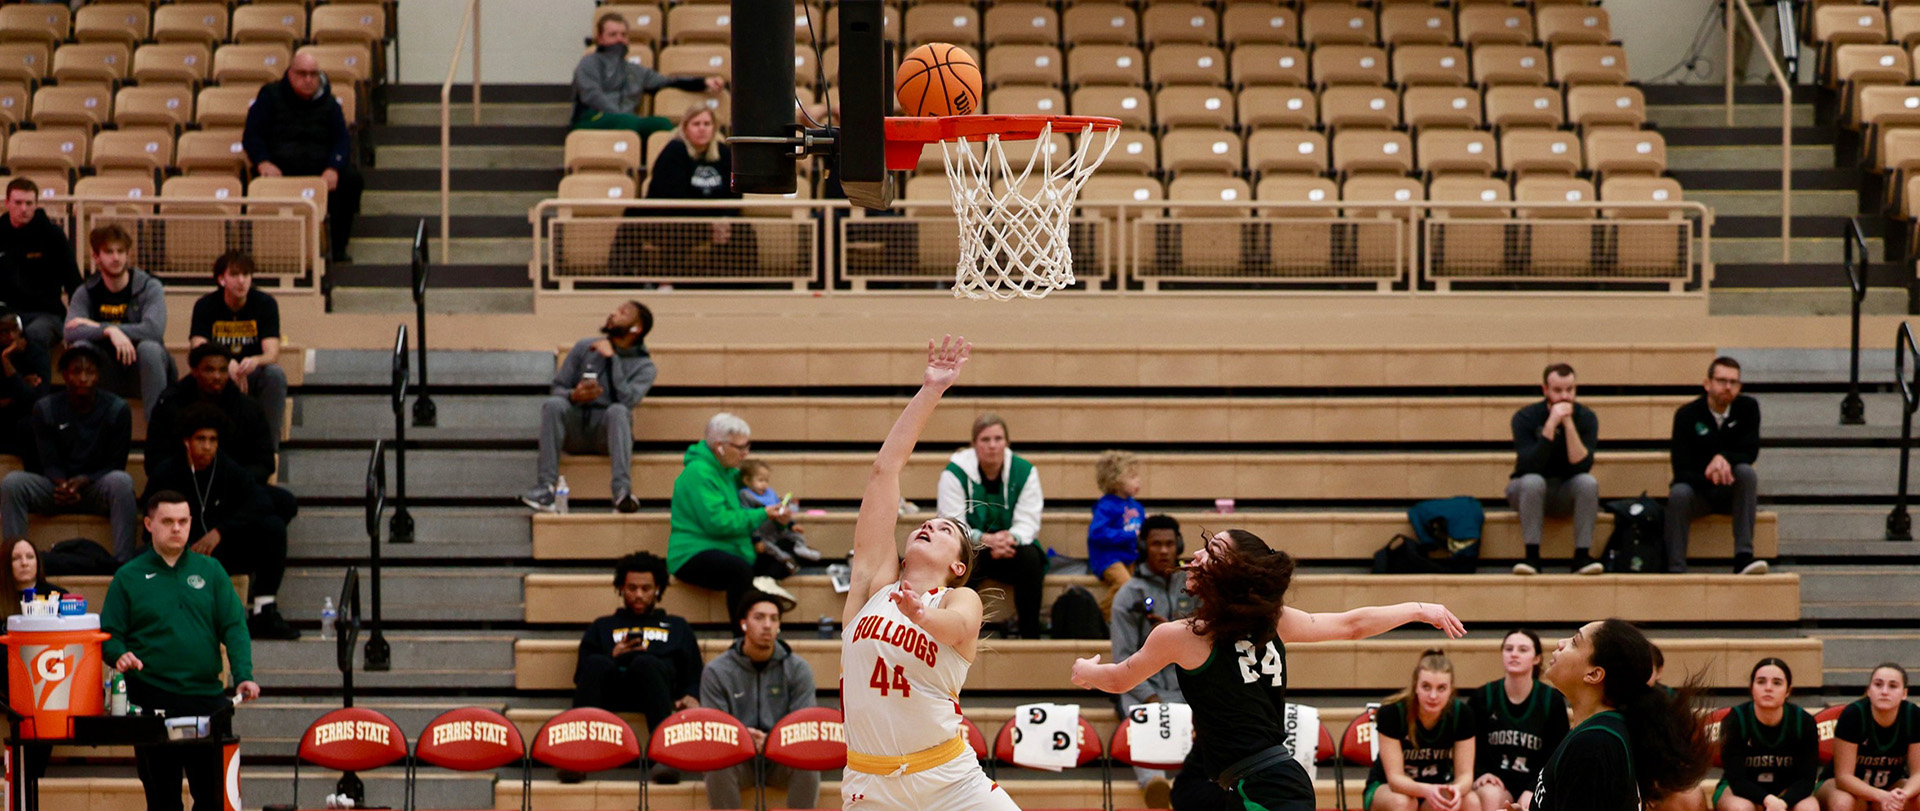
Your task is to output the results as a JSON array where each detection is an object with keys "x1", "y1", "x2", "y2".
[
  {"x1": 1601, "y1": 494, "x2": 1667, "y2": 573},
  {"x1": 1049, "y1": 586, "x2": 1108, "y2": 639},
  {"x1": 41, "y1": 539, "x2": 120, "y2": 576}
]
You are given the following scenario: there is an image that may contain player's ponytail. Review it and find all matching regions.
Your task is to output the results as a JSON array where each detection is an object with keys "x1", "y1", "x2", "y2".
[{"x1": 1589, "y1": 618, "x2": 1712, "y2": 803}]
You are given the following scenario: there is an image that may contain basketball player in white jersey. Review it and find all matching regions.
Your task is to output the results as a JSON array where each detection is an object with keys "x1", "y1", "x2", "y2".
[{"x1": 839, "y1": 335, "x2": 1019, "y2": 811}]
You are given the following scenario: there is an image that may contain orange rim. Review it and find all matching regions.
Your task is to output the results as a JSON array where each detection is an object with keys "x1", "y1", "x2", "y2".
[{"x1": 882, "y1": 115, "x2": 1122, "y2": 171}]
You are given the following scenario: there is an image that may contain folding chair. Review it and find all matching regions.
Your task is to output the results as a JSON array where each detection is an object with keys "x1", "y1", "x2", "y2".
[
  {"x1": 1107, "y1": 708, "x2": 1190, "y2": 811},
  {"x1": 1815, "y1": 705, "x2": 1845, "y2": 766},
  {"x1": 644, "y1": 708, "x2": 757, "y2": 810},
  {"x1": 1337, "y1": 707, "x2": 1379, "y2": 811},
  {"x1": 762, "y1": 706, "x2": 847, "y2": 811},
  {"x1": 530, "y1": 707, "x2": 644, "y2": 799},
  {"x1": 992, "y1": 710, "x2": 1104, "y2": 789},
  {"x1": 289, "y1": 707, "x2": 408, "y2": 810},
  {"x1": 1705, "y1": 706, "x2": 1733, "y2": 767},
  {"x1": 411, "y1": 707, "x2": 527, "y2": 811}
]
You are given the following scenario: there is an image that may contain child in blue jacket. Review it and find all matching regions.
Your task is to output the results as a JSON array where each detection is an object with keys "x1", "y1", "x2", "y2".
[{"x1": 1088, "y1": 450, "x2": 1145, "y2": 619}]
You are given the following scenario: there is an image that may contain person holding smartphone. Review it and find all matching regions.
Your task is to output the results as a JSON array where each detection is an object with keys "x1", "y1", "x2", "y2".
[{"x1": 524, "y1": 301, "x2": 657, "y2": 513}]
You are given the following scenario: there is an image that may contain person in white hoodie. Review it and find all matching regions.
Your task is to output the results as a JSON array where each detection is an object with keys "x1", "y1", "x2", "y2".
[{"x1": 936, "y1": 413, "x2": 1046, "y2": 638}]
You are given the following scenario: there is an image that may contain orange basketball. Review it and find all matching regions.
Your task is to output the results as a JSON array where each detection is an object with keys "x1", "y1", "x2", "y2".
[{"x1": 895, "y1": 42, "x2": 983, "y2": 117}]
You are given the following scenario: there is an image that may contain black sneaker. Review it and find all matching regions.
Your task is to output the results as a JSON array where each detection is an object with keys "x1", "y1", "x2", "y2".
[
  {"x1": 614, "y1": 493, "x2": 641, "y2": 513},
  {"x1": 648, "y1": 764, "x2": 682, "y2": 784},
  {"x1": 520, "y1": 486, "x2": 557, "y2": 513},
  {"x1": 557, "y1": 769, "x2": 587, "y2": 785},
  {"x1": 1733, "y1": 555, "x2": 1770, "y2": 575},
  {"x1": 248, "y1": 604, "x2": 301, "y2": 640}
]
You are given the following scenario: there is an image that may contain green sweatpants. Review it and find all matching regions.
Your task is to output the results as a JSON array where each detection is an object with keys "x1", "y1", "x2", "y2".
[{"x1": 573, "y1": 110, "x2": 675, "y2": 138}]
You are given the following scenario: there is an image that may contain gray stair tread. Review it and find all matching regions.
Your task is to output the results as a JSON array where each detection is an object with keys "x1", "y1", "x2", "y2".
[
  {"x1": 304, "y1": 349, "x2": 557, "y2": 386},
  {"x1": 277, "y1": 570, "x2": 524, "y2": 622},
  {"x1": 290, "y1": 506, "x2": 531, "y2": 558}
]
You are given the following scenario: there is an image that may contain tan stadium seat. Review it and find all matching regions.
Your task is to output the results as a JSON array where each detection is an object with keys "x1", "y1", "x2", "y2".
[
  {"x1": 212, "y1": 44, "x2": 292, "y2": 86},
  {"x1": 822, "y1": 3, "x2": 897, "y2": 45},
  {"x1": 1079, "y1": 173, "x2": 1162, "y2": 208},
  {"x1": 247, "y1": 175, "x2": 326, "y2": 271},
  {"x1": 792, "y1": 44, "x2": 817, "y2": 89},
  {"x1": 1403, "y1": 86, "x2": 1483, "y2": 129},
  {"x1": 300, "y1": 44, "x2": 373, "y2": 85},
  {"x1": 1813, "y1": 5, "x2": 1891, "y2": 47},
  {"x1": 0, "y1": 82, "x2": 28, "y2": 129},
  {"x1": 1333, "y1": 129, "x2": 1414, "y2": 175},
  {"x1": 1097, "y1": 129, "x2": 1157, "y2": 174},
  {"x1": 559, "y1": 172, "x2": 638, "y2": 205},
  {"x1": 162, "y1": 175, "x2": 243, "y2": 207},
  {"x1": 1567, "y1": 85, "x2": 1647, "y2": 130},
  {"x1": 554, "y1": 172, "x2": 636, "y2": 271},
  {"x1": 1853, "y1": 85, "x2": 1920, "y2": 133},
  {"x1": 1320, "y1": 85, "x2": 1399, "y2": 130},
  {"x1": 1155, "y1": 85, "x2": 1233, "y2": 129},
  {"x1": 1553, "y1": 45, "x2": 1630, "y2": 86},
  {"x1": 153, "y1": 4, "x2": 230, "y2": 46},
  {"x1": 595, "y1": 5, "x2": 664, "y2": 47},
  {"x1": 986, "y1": 45, "x2": 1063, "y2": 88},
  {"x1": 996, "y1": 132, "x2": 1070, "y2": 174},
  {"x1": 1831, "y1": 45, "x2": 1911, "y2": 88},
  {"x1": 159, "y1": 174, "x2": 242, "y2": 272},
  {"x1": 1427, "y1": 175, "x2": 1511, "y2": 276},
  {"x1": 1393, "y1": 45, "x2": 1470, "y2": 86},
  {"x1": 1151, "y1": 44, "x2": 1226, "y2": 86},
  {"x1": 74, "y1": 5, "x2": 149, "y2": 47},
  {"x1": 1601, "y1": 177, "x2": 1687, "y2": 276},
  {"x1": 31, "y1": 85, "x2": 112, "y2": 131},
  {"x1": 666, "y1": 4, "x2": 732, "y2": 44},
  {"x1": 1891, "y1": 8, "x2": 1920, "y2": 49},
  {"x1": 1166, "y1": 174, "x2": 1252, "y2": 270},
  {"x1": 1222, "y1": 5, "x2": 1296, "y2": 46},
  {"x1": 1429, "y1": 175, "x2": 1511, "y2": 215},
  {"x1": 1601, "y1": 176, "x2": 1685, "y2": 216},
  {"x1": 1877, "y1": 128, "x2": 1920, "y2": 182},
  {"x1": 1514, "y1": 175, "x2": 1598, "y2": 274},
  {"x1": 1502, "y1": 128, "x2": 1583, "y2": 175},
  {"x1": 1474, "y1": 45, "x2": 1552, "y2": 85},
  {"x1": 10, "y1": 169, "x2": 64, "y2": 198},
  {"x1": 0, "y1": 5, "x2": 70, "y2": 48},
  {"x1": 657, "y1": 44, "x2": 730, "y2": 80},
  {"x1": 1069, "y1": 45, "x2": 1145, "y2": 86},
  {"x1": 1141, "y1": 4, "x2": 1217, "y2": 46},
  {"x1": 564, "y1": 130, "x2": 642, "y2": 176},
  {"x1": 232, "y1": 4, "x2": 307, "y2": 46},
  {"x1": 52, "y1": 43, "x2": 131, "y2": 86},
  {"x1": 196, "y1": 86, "x2": 257, "y2": 129},
  {"x1": 1161, "y1": 129, "x2": 1242, "y2": 175},
  {"x1": 0, "y1": 44, "x2": 48, "y2": 86},
  {"x1": 903, "y1": 3, "x2": 979, "y2": 47},
  {"x1": 1239, "y1": 85, "x2": 1316, "y2": 129},
  {"x1": 1061, "y1": 4, "x2": 1136, "y2": 46},
  {"x1": 1484, "y1": 85, "x2": 1565, "y2": 129},
  {"x1": 133, "y1": 43, "x2": 213, "y2": 87},
  {"x1": 310, "y1": 5, "x2": 387, "y2": 47},
  {"x1": 1070, "y1": 85, "x2": 1150, "y2": 128},
  {"x1": 1418, "y1": 129, "x2": 1499, "y2": 177},
  {"x1": 1255, "y1": 173, "x2": 1337, "y2": 204},
  {"x1": 1302, "y1": 4, "x2": 1377, "y2": 46},
  {"x1": 650, "y1": 88, "x2": 726, "y2": 125},
  {"x1": 1231, "y1": 45, "x2": 1308, "y2": 86},
  {"x1": 1584, "y1": 129, "x2": 1667, "y2": 178},
  {"x1": 1536, "y1": 7, "x2": 1612, "y2": 45},
  {"x1": 1380, "y1": 5, "x2": 1454, "y2": 46},
  {"x1": 983, "y1": 4, "x2": 1057, "y2": 45},
  {"x1": 8, "y1": 128, "x2": 88, "y2": 174},
  {"x1": 73, "y1": 174, "x2": 155, "y2": 218},
  {"x1": 1255, "y1": 174, "x2": 1337, "y2": 273},
  {"x1": 1459, "y1": 7, "x2": 1534, "y2": 46},
  {"x1": 1313, "y1": 45, "x2": 1389, "y2": 85},
  {"x1": 1339, "y1": 175, "x2": 1423, "y2": 277},
  {"x1": 1246, "y1": 128, "x2": 1329, "y2": 176},
  {"x1": 175, "y1": 128, "x2": 248, "y2": 176},
  {"x1": 987, "y1": 85, "x2": 1066, "y2": 116}
]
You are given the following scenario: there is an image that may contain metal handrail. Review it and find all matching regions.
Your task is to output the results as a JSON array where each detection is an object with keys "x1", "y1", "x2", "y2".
[
  {"x1": 362, "y1": 440, "x2": 390, "y2": 674},
  {"x1": 1724, "y1": 0, "x2": 1794, "y2": 262},
  {"x1": 1843, "y1": 219, "x2": 1870, "y2": 425},
  {"x1": 440, "y1": 0, "x2": 481, "y2": 260},
  {"x1": 388, "y1": 324, "x2": 414, "y2": 548},
  {"x1": 1890, "y1": 322, "x2": 1919, "y2": 540},
  {"x1": 410, "y1": 219, "x2": 436, "y2": 427}
]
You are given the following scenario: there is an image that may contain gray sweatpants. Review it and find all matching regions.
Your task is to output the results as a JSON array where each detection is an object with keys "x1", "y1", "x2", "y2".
[
  {"x1": 0, "y1": 470, "x2": 139, "y2": 560},
  {"x1": 704, "y1": 760, "x2": 820, "y2": 809},
  {"x1": 1505, "y1": 473, "x2": 1599, "y2": 550},
  {"x1": 246, "y1": 363, "x2": 289, "y2": 455},
  {"x1": 535, "y1": 396, "x2": 632, "y2": 497},
  {"x1": 1664, "y1": 463, "x2": 1758, "y2": 573},
  {"x1": 88, "y1": 338, "x2": 171, "y2": 415}
]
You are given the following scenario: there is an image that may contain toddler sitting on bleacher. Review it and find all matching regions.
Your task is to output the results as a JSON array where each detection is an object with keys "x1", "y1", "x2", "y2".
[
  {"x1": 1089, "y1": 450, "x2": 1145, "y2": 619},
  {"x1": 737, "y1": 459, "x2": 822, "y2": 577}
]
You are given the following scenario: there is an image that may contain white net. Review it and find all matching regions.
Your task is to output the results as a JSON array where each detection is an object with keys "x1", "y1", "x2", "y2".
[{"x1": 936, "y1": 121, "x2": 1119, "y2": 300}]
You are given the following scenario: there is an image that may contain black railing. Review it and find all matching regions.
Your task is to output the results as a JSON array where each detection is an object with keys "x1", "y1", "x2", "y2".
[
  {"x1": 389, "y1": 325, "x2": 415, "y2": 545},
  {"x1": 410, "y1": 219, "x2": 437, "y2": 428},
  {"x1": 1843, "y1": 218, "x2": 1870, "y2": 425},
  {"x1": 1890, "y1": 323, "x2": 1919, "y2": 541},
  {"x1": 334, "y1": 566, "x2": 365, "y2": 805},
  {"x1": 364, "y1": 439, "x2": 391, "y2": 672}
]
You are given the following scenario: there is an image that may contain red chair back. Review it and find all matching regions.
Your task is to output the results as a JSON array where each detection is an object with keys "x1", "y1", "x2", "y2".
[
  {"x1": 415, "y1": 707, "x2": 526, "y2": 772},
  {"x1": 1704, "y1": 707, "x2": 1732, "y2": 769},
  {"x1": 647, "y1": 707, "x2": 757, "y2": 772},
  {"x1": 961, "y1": 715, "x2": 989, "y2": 760},
  {"x1": 992, "y1": 714, "x2": 1102, "y2": 769},
  {"x1": 297, "y1": 707, "x2": 407, "y2": 772},
  {"x1": 1816, "y1": 705, "x2": 1846, "y2": 765},
  {"x1": 765, "y1": 707, "x2": 847, "y2": 771},
  {"x1": 1340, "y1": 708, "x2": 1377, "y2": 767},
  {"x1": 1108, "y1": 715, "x2": 1188, "y2": 771},
  {"x1": 1317, "y1": 723, "x2": 1336, "y2": 764},
  {"x1": 531, "y1": 707, "x2": 642, "y2": 773}
]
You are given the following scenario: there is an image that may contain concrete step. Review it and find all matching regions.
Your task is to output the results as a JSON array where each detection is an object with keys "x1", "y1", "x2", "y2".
[
  {"x1": 1715, "y1": 236, "x2": 1885, "y2": 264},
  {"x1": 1756, "y1": 448, "x2": 1901, "y2": 497},
  {"x1": 248, "y1": 770, "x2": 492, "y2": 810},
  {"x1": 1777, "y1": 506, "x2": 1910, "y2": 545},
  {"x1": 362, "y1": 190, "x2": 550, "y2": 217},
  {"x1": 378, "y1": 144, "x2": 564, "y2": 170},
  {"x1": 278, "y1": 568, "x2": 525, "y2": 623},
  {"x1": 288, "y1": 506, "x2": 531, "y2": 559},
  {"x1": 1709, "y1": 288, "x2": 1911, "y2": 317},
  {"x1": 1646, "y1": 104, "x2": 1817, "y2": 128},
  {"x1": 1726, "y1": 347, "x2": 1904, "y2": 384},
  {"x1": 281, "y1": 448, "x2": 532, "y2": 499},
  {"x1": 304, "y1": 349, "x2": 556, "y2": 386},
  {"x1": 387, "y1": 101, "x2": 574, "y2": 127},
  {"x1": 1686, "y1": 190, "x2": 1863, "y2": 217},
  {"x1": 1668, "y1": 144, "x2": 1835, "y2": 171},
  {"x1": 1749, "y1": 392, "x2": 1905, "y2": 439},
  {"x1": 297, "y1": 394, "x2": 550, "y2": 440},
  {"x1": 1800, "y1": 567, "x2": 1920, "y2": 604},
  {"x1": 251, "y1": 633, "x2": 517, "y2": 689},
  {"x1": 1804, "y1": 633, "x2": 1920, "y2": 688},
  {"x1": 349, "y1": 235, "x2": 533, "y2": 266},
  {"x1": 328, "y1": 287, "x2": 536, "y2": 315}
]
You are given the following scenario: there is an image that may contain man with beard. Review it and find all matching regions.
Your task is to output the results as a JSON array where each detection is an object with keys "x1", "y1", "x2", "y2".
[
  {"x1": 570, "y1": 551, "x2": 702, "y2": 782},
  {"x1": 0, "y1": 178, "x2": 80, "y2": 353},
  {"x1": 523, "y1": 301, "x2": 657, "y2": 513}
]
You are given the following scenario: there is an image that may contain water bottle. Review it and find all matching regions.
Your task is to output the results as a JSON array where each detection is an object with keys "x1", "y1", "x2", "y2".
[
  {"x1": 818, "y1": 614, "x2": 834, "y2": 640},
  {"x1": 110, "y1": 673, "x2": 128, "y2": 717},
  {"x1": 555, "y1": 476, "x2": 571, "y2": 515},
  {"x1": 319, "y1": 597, "x2": 338, "y2": 642}
]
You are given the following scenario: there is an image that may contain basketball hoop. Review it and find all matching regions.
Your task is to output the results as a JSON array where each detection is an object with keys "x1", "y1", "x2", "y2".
[{"x1": 884, "y1": 115, "x2": 1122, "y2": 300}]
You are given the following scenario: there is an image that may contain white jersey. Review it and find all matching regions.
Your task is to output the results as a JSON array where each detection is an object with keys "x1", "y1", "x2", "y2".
[{"x1": 841, "y1": 584, "x2": 971, "y2": 756}]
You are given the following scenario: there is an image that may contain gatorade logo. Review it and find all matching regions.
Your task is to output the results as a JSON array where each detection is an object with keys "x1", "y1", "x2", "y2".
[{"x1": 19, "y1": 644, "x2": 81, "y2": 711}]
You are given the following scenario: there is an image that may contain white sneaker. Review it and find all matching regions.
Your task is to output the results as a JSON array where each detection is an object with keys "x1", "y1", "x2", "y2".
[
  {"x1": 1512, "y1": 562, "x2": 1539, "y2": 575},
  {"x1": 1574, "y1": 560, "x2": 1605, "y2": 575},
  {"x1": 752, "y1": 576, "x2": 799, "y2": 609},
  {"x1": 1737, "y1": 558, "x2": 1771, "y2": 575}
]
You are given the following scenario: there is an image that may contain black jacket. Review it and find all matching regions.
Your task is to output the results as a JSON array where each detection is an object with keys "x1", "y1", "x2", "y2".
[
  {"x1": 0, "y1": 209, "x2": 79, "y2": 319},
  {"x1": 0, "y1": 340, "x2": 50, "y2": 414},
  {"x1": 32, "y1": 391, "x2": 130, "y2": 482},
  {"x1": 644, "y1": 139, "x2": 740, "y2": 216},
  {"x1": 1670, "y1": 394, "x2": 1761, "y2": 490},
  {"x1": 145, "y1": 377, "x2": 276, "y2": 483},
  {"x1": 1511, "y1": 400, "x2": 1598, "y2": 480},
  {"x1": 242, "y1": 73, "x2": 351, "y2": 174},
  {"x1": 140, "y1": 453, "x2": 273, "y2": 541},
  {"x1": 574, "y1": 607, "x2": 702, "y2": 701}
]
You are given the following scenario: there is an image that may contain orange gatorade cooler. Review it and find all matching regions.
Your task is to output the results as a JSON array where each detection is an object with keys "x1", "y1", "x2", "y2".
[{"x1": 0, "y1": 614, "x2": 109, "y2": 739}]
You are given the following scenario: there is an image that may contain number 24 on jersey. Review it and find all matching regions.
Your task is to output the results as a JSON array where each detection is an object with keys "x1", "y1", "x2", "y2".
[{"x1": 1235, "y1": 640, "x2": 1284, "y2": 686}]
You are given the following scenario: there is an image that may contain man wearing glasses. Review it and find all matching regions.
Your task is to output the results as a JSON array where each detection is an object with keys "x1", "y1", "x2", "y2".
[
  {"x1": 666, "y1": 412, "x2": 797, "y2": 614},
  {"x1": 242, "y1": 51, "x2": 363, "y2": 263},
  {"x1": 1665, "y1": 356, "x2": 1769, "y2": 575},
  {"x1": 523, "y1": 301, "x2": 657, "y2": 514}
]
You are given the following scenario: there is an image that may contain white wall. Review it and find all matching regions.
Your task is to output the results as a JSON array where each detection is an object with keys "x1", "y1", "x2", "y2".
[
  {"x1": 398, "y1": 0, "x2": 597, "y2": 85},
  {"x1": 1612, "y1": 0, "x2": 1813, "y2": 84}
]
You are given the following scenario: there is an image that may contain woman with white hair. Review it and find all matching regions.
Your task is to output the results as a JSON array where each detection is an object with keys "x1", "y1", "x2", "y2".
[{"x1": 667, "y1": 412, "x2": 795, "y2": 612}]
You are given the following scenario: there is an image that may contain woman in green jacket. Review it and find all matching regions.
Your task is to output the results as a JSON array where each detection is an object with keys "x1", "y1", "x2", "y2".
[{"x1": 667, "y1": 412, "x2": 795, "y2": 611}]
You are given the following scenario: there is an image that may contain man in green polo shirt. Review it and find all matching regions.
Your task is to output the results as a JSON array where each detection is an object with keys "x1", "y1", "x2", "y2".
[{"x1": 103, "y1": 490, "x2": 260, "y2": 811}]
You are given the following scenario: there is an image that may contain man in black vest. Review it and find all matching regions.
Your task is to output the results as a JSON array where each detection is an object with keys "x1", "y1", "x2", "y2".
[
  {"x1": 1666, "y1": 356, "x2": 1767, "y2": 575},
  {"x1": 242, "y1": 51, "x2": 362, "y2": 263}
]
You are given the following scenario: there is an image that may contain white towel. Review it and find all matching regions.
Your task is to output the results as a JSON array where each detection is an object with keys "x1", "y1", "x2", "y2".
[{"x1": 1010, "y1": 702, "x2": 1082, "y2": 771}]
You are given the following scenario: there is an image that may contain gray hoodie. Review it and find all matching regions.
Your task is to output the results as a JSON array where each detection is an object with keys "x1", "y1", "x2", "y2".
[
  {"x1": 1108, "y1": 562, "x2": 1199, "y2": 709},
  {"x1": 553, "y1": 336, "x2": 657, "y2": 410},
  {"x1": 65, "y1": 268, "x2": 166, "y2": 345},
  {"x1": 572, "y1": 44, "x2": 706, "y2": 122},
  {"x1": 698, "y1": 638, "x2": 816, "y2": 732}
]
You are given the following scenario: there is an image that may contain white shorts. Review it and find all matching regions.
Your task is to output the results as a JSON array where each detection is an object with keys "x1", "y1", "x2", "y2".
[{"x1": 841, "y1": 750, "x2": 1022, "y2": 811}]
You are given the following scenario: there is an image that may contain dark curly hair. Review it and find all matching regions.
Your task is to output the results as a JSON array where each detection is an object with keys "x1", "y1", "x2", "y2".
[
  {"x1": 613, "y1": 551, "x2": 669, "y2": 593},
  {"x1": 1186, "y1": 529, "x2": 1294, "y2": 648},
  {"x1": 1589, "y1": 618, "x2": 1713, "y2": 804}
]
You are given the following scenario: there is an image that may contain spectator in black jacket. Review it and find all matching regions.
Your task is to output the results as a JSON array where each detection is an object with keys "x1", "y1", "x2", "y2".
[
  {"x1": 0, "y1": 345, "x2": 137, "y2": 560},
  {"x1": 0, "y1": 307, "x2": 50, "y2": 463},
  {"x1": 573, "y1": 552, "x2": 702, "y2": 766},
  {"x1": 147, "y1": 343, "x2": 277, "y2": 484},
  {"x1": 624, "y1": 106, "x2": 754, "y2": 272},
  {"x1": 0, "y1": 178, "x2": 79, "y2": 353},
  {"x1": 140, "y1": 405, "x2": 298, "y2": 640},
  {"x1": 242, "y1": 52, "x2": 361, "y2": 263},
  {"x1": 1507, "y1": 363, "x2": 1602, "y2": 576},
  {"x1": 1666, "y1": 356, "x2": 1767, "y2": 575}
]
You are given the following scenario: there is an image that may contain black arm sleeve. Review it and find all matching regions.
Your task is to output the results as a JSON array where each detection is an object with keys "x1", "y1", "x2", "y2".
[
  {"x1": 1776, "y1": 712, "x2": 1820, "y2": 804},
  {"x1": 672, "y1": 619, "x2": 703, "y2": 699},
  {"x1": 1722, "y1": 399, "x2": 1761, "y2": 467},
  {"x1": 1722, "y1": 714, "x2": 1763, "y2": 802},
  {"x1": 573, "y1": 620, "x2": 611, "y2": 686},
  {"x1": 1670, "y1": 406, "x2": 1700, "y2": 478},
  {"x1": 1569, "y1": 408, "x2": 1599, "y2": 475},
  {"x1": 1513, "y1": 407, "x2": 1553, "y2": 476}
]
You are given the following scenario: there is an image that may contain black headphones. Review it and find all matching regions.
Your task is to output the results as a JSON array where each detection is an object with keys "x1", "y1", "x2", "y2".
[{"x1": 1136, "y1": 515, "x2": 1185, "y2": 558}]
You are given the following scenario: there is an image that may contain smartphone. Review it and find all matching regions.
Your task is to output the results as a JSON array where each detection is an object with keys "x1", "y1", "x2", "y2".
[
  {"x1": 582, "y1": 371, "x2": 600, "y2": 382},
  {"x1": 780, "y1": 492, "x2": 794, "y2": 509}
]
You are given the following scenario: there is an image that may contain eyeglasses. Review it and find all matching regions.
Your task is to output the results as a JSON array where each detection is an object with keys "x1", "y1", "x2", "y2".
[
  {"x1": 725, "y1": 439, "x2": 752, "y2": 451},
  {"x1": 289, "y1": 69, "x2": 321, "y2": 79}
]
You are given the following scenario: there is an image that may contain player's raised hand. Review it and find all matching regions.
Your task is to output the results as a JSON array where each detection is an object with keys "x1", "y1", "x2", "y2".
[
  {"x1": 888, "y1": 579, "x2": 926, "y2": 623},
  {"x1": 924, "y1": 335, "x2": 970, "y2": 390},
  {"x1": 1417, "y1": 602, "x2": 1468, "y2": 638}
]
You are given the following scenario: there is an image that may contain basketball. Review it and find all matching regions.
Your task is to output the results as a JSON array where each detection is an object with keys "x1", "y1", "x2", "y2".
[{"x1": 895, "y1": 42, "x2": 982, "y2": 117}]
